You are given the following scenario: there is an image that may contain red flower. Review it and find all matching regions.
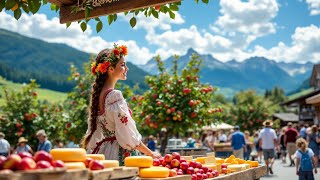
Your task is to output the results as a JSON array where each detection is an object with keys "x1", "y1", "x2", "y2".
[
  {"x1": 113, "y1": 49, "x2": 120, "y2": 56},
  {"x1": 104, "y1": 61, "x2": 111, "y2": 69},
  {"x1": 97, "y1": 63, "x2": 107, "y2": 74},
  {"x1": 120, "y1": 45, "x2": 128, "y2": 55},
  {"x1": 91, "y1": 66, "x2": 96, "y2": 75}
]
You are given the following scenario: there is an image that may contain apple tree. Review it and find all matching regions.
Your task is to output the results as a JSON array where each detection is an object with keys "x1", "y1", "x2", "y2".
[{"x1": 130, "y1": 54, "x2": 222, "y2": 151}]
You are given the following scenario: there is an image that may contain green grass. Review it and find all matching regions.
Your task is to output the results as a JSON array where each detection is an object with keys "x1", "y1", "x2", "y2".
[
  {"x1": 287, "y1": 87, "x2": 314, "y2": 100},
  {"x1": 0, "y1": 77, "x2": 67, "y2": 105}
]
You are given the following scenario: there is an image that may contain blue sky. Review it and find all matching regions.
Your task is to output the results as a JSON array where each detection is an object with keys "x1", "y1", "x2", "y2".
[{"x1": 0, "y1": 0, "x2": 319, "y2": 65}]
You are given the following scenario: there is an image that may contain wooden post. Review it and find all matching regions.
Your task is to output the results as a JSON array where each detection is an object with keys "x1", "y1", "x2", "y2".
[{"x1": 59, "y1": 0, "x2": 181, "y2": 24}]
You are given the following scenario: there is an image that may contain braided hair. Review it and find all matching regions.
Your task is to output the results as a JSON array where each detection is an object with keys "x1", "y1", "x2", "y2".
[{"x1": 81, "y1": 48, "x2": 121, "y2": 149}]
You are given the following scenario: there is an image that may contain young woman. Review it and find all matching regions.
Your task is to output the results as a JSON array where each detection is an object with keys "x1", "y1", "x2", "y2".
[{"x1": 81, "y1": 45, "x2": 161, "y2": 165}]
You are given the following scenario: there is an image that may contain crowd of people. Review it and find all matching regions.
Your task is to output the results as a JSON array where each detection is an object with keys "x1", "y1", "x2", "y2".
[{"x1": 0, "y1": 129, "x2": 79, "y2": 156}]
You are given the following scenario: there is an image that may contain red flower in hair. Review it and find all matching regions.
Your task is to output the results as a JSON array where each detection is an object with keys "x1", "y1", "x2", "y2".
[
  {"x1": 91, "y1": 66, "x2": 96, "y2": 75},
  {"x1": 120, "y1": 45, "x2": 128, "y2": 55},
  {"x1": 104, "y1": 61, "x2": 111, "y2": 69},
  {"x1": 113, "y1": 49, "x2": 120, "y2": 56},
  {"x1": 97, "y1": 63, "x2": 107, "y2": 74}
]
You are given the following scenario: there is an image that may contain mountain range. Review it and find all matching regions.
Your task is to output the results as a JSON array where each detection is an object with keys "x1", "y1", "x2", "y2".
[
  {"x1": 0, "y1": 28, "x2": 316, "y2": 97},
  {"x1": 140, "y1": 48, "x2": 315, "y2": 94}
]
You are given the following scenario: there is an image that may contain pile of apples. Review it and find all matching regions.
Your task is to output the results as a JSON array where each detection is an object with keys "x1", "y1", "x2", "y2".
[
  {"x1": 0, "y1": 151, "x2": 65, "y2": 173},
  {"x1": 84, "y1": 157, "x2": 104, "y2": 171},
  {"x1": 153, "y1": 152, "x2": 220, "y2": 180}
]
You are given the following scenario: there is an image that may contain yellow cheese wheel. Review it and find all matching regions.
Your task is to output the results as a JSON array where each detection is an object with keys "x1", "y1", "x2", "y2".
[
  {"x1": 139, "y1": 167, "x2": 169, "y2": 178},
  {"x1": 227, "y1": 164, "x2": 244, "y2": 172},
  {"x1": 100, "y1": 160, "x2": 119, "y2": 168},
  {"x1": 216, "y1": 158, "x2": 224, "y2": 164},
  {"x1": 64, "y1": 162, "x2": 86, "y2": 170},
  {"x1": 205, "y1": 163, "x2": 217, "y2": 170},
  {"x1": 50, "y1": 148, "x2": 86, "y2": 162},
  {"x1": 242, "y1": 164, "x2": 250, "y2": 169},
  {"x1": 124, "y1": 156, "x2": 152, "y2": 168},
  {"x1": 216, "y1": 163, "x2": 221, "y2": 173},
  {"x1": 196, "y1": 157, "x2": 206, "y2": 164},
  {"x1": 86, "y1": 154, "x2": 105, "y2": 160},
  {"x1": 251, "y1": 161, "x2": 259, "y2": 167}
]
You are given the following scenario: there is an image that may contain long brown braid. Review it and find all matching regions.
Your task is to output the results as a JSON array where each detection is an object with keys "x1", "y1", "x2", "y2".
[{"x1": 81, "y1": 48, "x2": 121, "y2": 149}]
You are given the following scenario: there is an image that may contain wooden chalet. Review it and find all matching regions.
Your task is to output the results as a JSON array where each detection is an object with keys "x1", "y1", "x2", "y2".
[{"x1": 272, "y1": 113, "x2": 299, "y2": 127}]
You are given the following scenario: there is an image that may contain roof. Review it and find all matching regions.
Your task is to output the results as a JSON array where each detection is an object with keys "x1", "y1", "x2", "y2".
[
  {"x1": 273, "y1": 113, "x2": 299, "y2": 122},
  {"x1": 306, "y1": 93, "x2": 320, "y2": 104},
  {"x1": 202, "y1": 122, "x2": 234, "y2": 131},
  {"x1": 281, "y1": 89, "x2": 320, "y2": 106}
]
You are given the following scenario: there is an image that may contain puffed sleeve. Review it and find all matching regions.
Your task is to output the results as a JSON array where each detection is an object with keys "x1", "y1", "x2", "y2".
[{"x1": 106, "y1": 90, "x2": 142, "y2": 150}]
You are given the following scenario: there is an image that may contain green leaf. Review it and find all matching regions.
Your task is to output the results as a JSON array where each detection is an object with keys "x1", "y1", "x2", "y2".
[
  {"x1": 80, "y1": 22, "x2": 87, "y2": 32},
  {"x1": 85, "y1": 7, "x2": 90, "y2": 20},
  {"x1": 134, "y1": 10, "x2": 139, "y2": 16},
  {"x1": 130, "y1": 17, "x2": 136, "y2": 28},
  {"x1": 124, "y1": 11, "x2": 128, "y2": 15},
  {"x1": 174, "y1": 1, "x2": 181, "y2": 5},
  {"x1": 31, "y1": 0, "x2": 41, "y2": 14},
  {"x1": 14, "y1": 8, "x2": 22, "y2": 20},
  {"x1": 195, "y1": 0, "x2": 199, "y2": 3},
  {"x1": 5, "y1": 0, "x2": 16, "y2": 10},
  {"x1": 202, "y1": 0, "x2": 209, "y2": 4},
  {"x1": 169, "y1": 5, "x2": 179, "y2": 11},
  {"x1": 96, "y1": 21, "x2": 103, "y2": 33},
  {"x1": 66, "y1": 22, "x2": 71, "y2": 28},
  {"x1": 113, "y1": 14, "x2": 117, "y2": 22},
  {"x1": 0, "y1": 0, "x2": 5, "y2": 11},
  {"x1": 22, "y1": 4, "x2": 29, "y2": 13},
  {"x1": 50, "y1": 4, "x2": 56, "y2": 11},
  {"x1": 169, "y1": 11, "x2": 175, "y2": 19},
  {"x1": 108, "y1": 15, "x2": 113, "y2": 25},
  {"x1": 151, "y1": 9, "x2": 159, "y2": 18},
  {"x1": 95, "y1": 17, "x2": 100, "y2": 21}
]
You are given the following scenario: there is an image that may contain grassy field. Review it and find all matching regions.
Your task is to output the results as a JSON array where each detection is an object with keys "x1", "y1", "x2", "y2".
[
  {"x1": 287, "y1": 87, "x2": 314, "y2": 100},
  {"x1": 0, "y1": 77, "x2": 67, "y2": 105}
]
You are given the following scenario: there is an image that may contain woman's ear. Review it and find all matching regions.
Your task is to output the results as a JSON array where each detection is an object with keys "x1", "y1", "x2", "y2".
[{"x1": 108, "y1": 66, "x2": 114, "y2": 73}]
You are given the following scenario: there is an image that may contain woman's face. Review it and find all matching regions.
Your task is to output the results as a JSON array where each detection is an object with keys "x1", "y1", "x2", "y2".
[{"x1": 112, "y1": 57, "x2": 128, "y2": 80}]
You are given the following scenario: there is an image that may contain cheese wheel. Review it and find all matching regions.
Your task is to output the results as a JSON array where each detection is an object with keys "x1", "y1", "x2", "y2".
[
  {"x1": 139, "y1": 167, "x2": 169, "y2": 178},
  {"x1": 196, "y1": 157, "x2": 206, "y2": 164},
  {"x1": 216, "y1": 163, "x2": 221, "y2": 173},
  {"x1": 86, "y1": 154, "x2": 105, "y2": 160},
  {"x1": 50, "y1": 148, "x2": 86, "y2": 162},
  {"x1": 227, "y1": 164, "x2": 244, "y2": 172},
  {"x1": 251, "y1": 161, "x2": 259, "y2": 167},
  {"x1": 124, "y1": 156, "x2": 152, "y2": 167},
  {"x1": 65, "y1": 162, "x2": 86, "y2": 170},
  {"x1": 100, "y1": 160, "x2": 119, "y2": 168},
  {"x1": 242, "y1": 164, "x2": 250, "y2": 169},
  {"x1": 216, "y1": 158, "x2": 224, "y2": 164},
  {"x1": 205, "y1": 163, "x2": 217, "y2": 170}
]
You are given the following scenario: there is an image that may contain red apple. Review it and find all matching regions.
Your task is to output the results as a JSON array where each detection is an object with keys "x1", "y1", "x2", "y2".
[
  {"x1": 34, "y1": 151, "x2": 52, "y2": 162},
  {"x1": 190, "y1": 112, "x2": 197, "y2": 118},
  {"x1": 159, "y1": 157, "x2": 164, "y2": 164},
  {"x1": 169, "y1": 169, "x2": 177, "y2": 177},
  {"x1": 17, "y1": 157, "x2": 36, "y2": 170},
  {"x1": 51, "y1": 160, "x2": 65, "y2": 168},
  {"x1": 191, "y1": 174, "x2": 197, "y2": 180},
  {"x1": 165, "y1": 164, "x2": 172, "y2": 169},
  {"x1": 194, "y1": 168, "x2": 199, "y2": 173},
  {"x1": 189, "y1": 100, "x2": 194, "y2": 106},
  {"x1": 211, "y1": 171, "x2": 216, "y2": 177},
  {"x1": 161, "y1": 160, "x2": 167, "y2": 166},
  {"x1": 154, "y1": 5, "x2": 160, "y2": 10},
  {"x1": 180, "y1": 162, "x2": 189, "y2": 170},
  {"x1": 172, "y1": 152, "x2": 180, "y2": 160},
  {"x1": 177, "y1": 169, "x2": 184, "y2": 174},
  {"x1": 213, "y1": 170, "x2": 219, "y2": 176},
  {"x1": 195, "y1": 162, "x2": 202, "y2": 169},
  {"x1": 18, "y1": 152, "x2": 32, "y2": 159},
  {"x1": 153, "y1": 159, "x2": 160, "y2": 166},
  {"x1": 186, "y1": 76, "x2": 191, "y2": 81},
  {"x1": 3, "y1": 154, "x2": 21, "y2": 170},
  {"x1": 172, "y1": 168, "x2": 178, "y2": 172},
  {"x1": 164, "y1": 154, "x2": 173, "y2": 163},
  {"x1": 189, "y1": 161, "x2": 197, "y2": 168},
  {"x1": 89, "y1": 160, "x2": 104, "y2": 170},
  {"x1": 221, "y1": 164, "x2": 227, "y2": 169},
  {"x1": 170, "y1": 159, "x2": 180, "y2": 168},
  {"x1": 198, "y1": 169, "x2": 204, "y2": 174},
  {"x1": 196, "y1": 173, "x2": 203, "y2": 180},
  {"x1": 222, "y1": 167, "x2": 227, "y2": 174},
  {"x1": 186, "y1": 167, "x2": 194, "y2": 174},
  {"x1": 202, "y1": 174, "x2": 208, "y2": 179},
  {"x1": 171, "y1": 108, "x2": 176, "y2": 113},
  {"x1": 36, "y1": 160, "x2": 52, "y2": 169},
  {"x1": 177, "y1": 171, "x2": 184, "y2": 175},
  {"x1": 206, "y1": 172, "x2": 214, "y2": 178},
  {"x1": 0, "y1": 156, "x2": 7, "y2": 168},
  {"x1": 202, "y1": 166, "x2": 208, "y2": 173},
  {"x1": 179, "y1": 158, "x2": 186, "y2": 163},
  {"x1": 84, "y1": 157, "x2": 93, "y2": 168},
  {"x1": 208, "y1": 168, "x2": 213, "y2": 173}
]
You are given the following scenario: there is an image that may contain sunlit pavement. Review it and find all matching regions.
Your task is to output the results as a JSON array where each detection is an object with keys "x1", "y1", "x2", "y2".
[{"x1": 260, "y1": 157, "x2": 320, "y2": 180}]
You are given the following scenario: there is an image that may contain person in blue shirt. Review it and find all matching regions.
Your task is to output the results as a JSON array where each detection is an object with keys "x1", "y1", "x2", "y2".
[
  {"x1": 36, "y1": 129, "x2": 52, "y2": 153},
  {"x1": 231, "y1": 125, "x2": 246, "y2": 159},
  {"x1": 147, "y1": 135, "x2": 156, "y2": 151}
]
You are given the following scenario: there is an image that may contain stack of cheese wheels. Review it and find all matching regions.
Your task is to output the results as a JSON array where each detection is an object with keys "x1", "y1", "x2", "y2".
[
  {"x1": 50, "y1": 148, "x2": 87, "y2": 170},
  {"x1": 86, "y1": 154, "x2": 105, "y2": 160},
  {"x1": 100, "y1": 160, "x2": 119, "y2": 168},
  {"x1": 124, "y1": 156, "x2": 169, "y2": 178}
]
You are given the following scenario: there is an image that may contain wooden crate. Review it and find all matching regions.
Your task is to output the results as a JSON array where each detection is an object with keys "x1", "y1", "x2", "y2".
[
  {"x1": 0, "y1": 168, "x2": 88, "y2": 180},
  {"x1": 90, "y1": 167, "x2": 139, "y2": 180},
  {"x1": 208, "y1": 165, "x2": 267, "y2": 180},
  {"x1": 140, "y1": 175, "x2": 191, "y2": 180}
]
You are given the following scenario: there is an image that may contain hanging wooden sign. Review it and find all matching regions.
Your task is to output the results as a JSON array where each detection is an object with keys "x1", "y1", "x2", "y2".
[{"x1": 47, "y1": 0, "x2": 181, "y2": 24}]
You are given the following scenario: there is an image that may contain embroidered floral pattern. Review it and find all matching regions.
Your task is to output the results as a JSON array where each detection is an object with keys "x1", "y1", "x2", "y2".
[
  {"x1": 118, "y1": 146, "x2": 139, "y2": 166},
  {"x1": 118, "y1": 113, "x2": 128, "y2": 125}
]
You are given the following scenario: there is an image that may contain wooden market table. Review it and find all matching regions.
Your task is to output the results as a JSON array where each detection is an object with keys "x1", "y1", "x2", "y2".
[{"x1": 214, "y1": 165, "x2": 267, "y2": 180}]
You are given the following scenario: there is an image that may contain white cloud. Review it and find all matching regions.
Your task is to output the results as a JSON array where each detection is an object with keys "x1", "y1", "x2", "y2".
[
  {"x1": 211, "y1": 0, "x2": 278, "y2": 39},
  {"x1": 306, "y1": 0, "x2": 320, "y2": 15},
  {"x1": 0, "y1": 12, "x2": 153, "y2": 64}
]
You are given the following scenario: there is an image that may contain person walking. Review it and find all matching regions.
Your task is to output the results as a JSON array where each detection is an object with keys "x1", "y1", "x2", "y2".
[
  {"x1": 307, "y1": 125, "x2": 319, "y2": 162},
  {"x1": 0, "y1": 132, "x2": 10, "y2": 157},
  {"x1": 259, "y1": 120, "x2": 277, "y2": 175},
  {"x1": 294, "y1": 138, "x2": 318, "y2": 180},
  {"x1": 279, "y1": 127, "x2": 287, "y2": 163},
  {"x1": 231, "y1": 125, "x2": 246, "y2": 159},
  {"x1": 36, "y1": 129, "x2": 52, "y2": 153},
  {"x1": 284, "y1": 122, "x2": 299, "y2": 166}
]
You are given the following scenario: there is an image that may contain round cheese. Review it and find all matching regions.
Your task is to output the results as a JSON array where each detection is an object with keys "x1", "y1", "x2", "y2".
[
  {"x1": 50, "y1": 148, "x2": 86, "y2": 162},
  {"x1": 139, "y1": 167, "x2": 169, "y2": 178},
  {"x1": 196, "y1": 157, "x2": 206, "y2": 164},
  {"x1": 100, "y1": 160, "x2": 119, "y2": 168},
  {"x1": 86, "y1": 154, "x2": 105, "y2": 160},
  {"x1": 124, "y1": 156, "x2": 152, "y2": 168},
  {"x1": 64, "y1": 162, "x2": 86, "y2": 170}
]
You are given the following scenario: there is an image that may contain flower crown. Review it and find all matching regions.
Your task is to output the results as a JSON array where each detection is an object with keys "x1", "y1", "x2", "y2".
[{"x1": 91, "y1": 44, "x2": 128, "y2": 76}]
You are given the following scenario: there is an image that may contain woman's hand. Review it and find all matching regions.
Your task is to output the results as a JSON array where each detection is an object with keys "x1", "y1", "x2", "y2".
[
  {"x1": 150, "y1": 152, "x2": 161, "y2": 159},
  {"x1": 314, "y1": 168, "x2": 318, "y2": 174}
]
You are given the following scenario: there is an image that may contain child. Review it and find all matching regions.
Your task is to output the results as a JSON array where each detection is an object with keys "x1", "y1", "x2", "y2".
[{"x1": 294, "y1": 138, "x2": 318, "y2": 180}]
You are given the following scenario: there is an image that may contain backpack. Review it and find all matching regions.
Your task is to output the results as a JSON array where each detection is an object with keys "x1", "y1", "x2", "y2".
[{"x1": 299, "y1": 150, "x2": 313, "y2": 171}]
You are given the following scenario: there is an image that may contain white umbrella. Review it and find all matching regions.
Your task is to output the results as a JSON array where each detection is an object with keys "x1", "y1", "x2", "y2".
[{"x1": 202, "y1": 122, "x2": 234, "y2": 131}]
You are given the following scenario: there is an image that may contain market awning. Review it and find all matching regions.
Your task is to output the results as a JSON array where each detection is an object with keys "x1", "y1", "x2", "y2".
[
  {"x1": 273, "y1": 113, "x2": 299, "y2": 122},
  {"x1": 202, "y1": 122, "x2": 234, "y2": 131}
]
